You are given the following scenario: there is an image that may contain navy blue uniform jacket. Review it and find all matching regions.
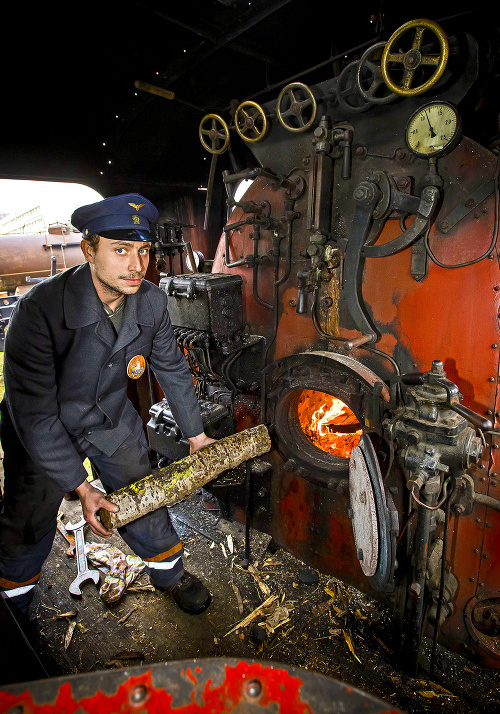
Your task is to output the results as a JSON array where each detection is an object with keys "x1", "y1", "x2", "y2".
[{"x1": 2, "y1": 262, "x2": 203, "y2": 492}]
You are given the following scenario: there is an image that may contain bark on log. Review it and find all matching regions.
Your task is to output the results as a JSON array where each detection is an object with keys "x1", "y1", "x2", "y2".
[{"x1": 99, "y1": 424, "x2": 271, "y2": 530}]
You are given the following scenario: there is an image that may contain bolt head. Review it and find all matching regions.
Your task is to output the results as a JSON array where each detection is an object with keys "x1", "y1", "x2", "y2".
[
  {"x1": 404, "y1": 49, "x2": 422, "y2": 69},
  {"x1": 409, "y1": 582, "x2": 421, "y2": 598},
  {"x1": 245, "y1": 680, "x2": 262, "y2": 698},
  {"x1": 130, "y1": 685, "x2": 148, "y2": 705}
]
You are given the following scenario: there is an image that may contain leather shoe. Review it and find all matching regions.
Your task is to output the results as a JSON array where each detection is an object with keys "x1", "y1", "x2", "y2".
[{"x1": 166, "y1": 572, "x2": 211, "y2": 615}]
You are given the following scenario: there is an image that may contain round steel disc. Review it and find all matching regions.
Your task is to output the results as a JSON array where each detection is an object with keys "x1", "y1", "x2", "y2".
[{"x1": 349, "y1": 444, "x2": 379, "y2": 577}]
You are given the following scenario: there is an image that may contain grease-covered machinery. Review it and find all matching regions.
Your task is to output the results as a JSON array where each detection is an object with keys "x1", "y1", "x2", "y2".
[{"x1": 148, "y1": 19, "x2": 500, "y2": 672}]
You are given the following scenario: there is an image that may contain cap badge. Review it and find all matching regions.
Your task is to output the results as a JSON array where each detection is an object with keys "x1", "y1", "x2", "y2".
[
  {"x1": 132, "y1": 215, "x2": 140, "y2": 224},
  {"x1": 127, "y1": 355, "x2": 146, "y2": 379},
  {"x1": 128, "y1": 202, "x2": 145, "y2": 211}
]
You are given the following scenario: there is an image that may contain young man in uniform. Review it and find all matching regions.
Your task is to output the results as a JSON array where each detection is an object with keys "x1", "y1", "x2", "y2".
[{"x1": 0, "y1": 194, "x2": 213, "y2": 617}]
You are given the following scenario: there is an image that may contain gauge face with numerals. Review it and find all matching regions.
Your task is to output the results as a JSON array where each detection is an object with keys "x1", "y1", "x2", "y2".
[{"x1": 406, "y1": 101, "x2": 461, "y2": 158}]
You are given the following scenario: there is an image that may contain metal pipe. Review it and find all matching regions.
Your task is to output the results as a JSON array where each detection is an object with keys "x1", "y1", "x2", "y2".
[
  {"x1": 252, "y1": 226, "x2": 272, "y2": 310},
  {"x1": 406, "y1": 473, "x2": 440, "y2": 676},
  {"x1": 430, "y1": 496, "x2": 451, "y2": 676},
  {"x1": 224, "y1": 229, "x2": 248, "y2": 268}
]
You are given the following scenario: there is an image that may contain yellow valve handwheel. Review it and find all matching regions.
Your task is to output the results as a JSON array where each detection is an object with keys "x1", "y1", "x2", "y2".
[
  {"x1": 199, "y1": 113, "x2": 230, "y2": 154},
  {"x1": 277, "y1": 82, "x2": 317, "y2": 133},
  {"x1": 381, "y1": 18, "x2": 449, "y2": 97},
  {"x1": 234, "y1": 101, "x2": 268, "y2": 143}
]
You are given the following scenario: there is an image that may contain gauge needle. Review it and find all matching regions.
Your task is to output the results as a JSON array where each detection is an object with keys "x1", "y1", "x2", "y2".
[{"x1": 425, "y1": 112, "x2": 436, "y2": 138}]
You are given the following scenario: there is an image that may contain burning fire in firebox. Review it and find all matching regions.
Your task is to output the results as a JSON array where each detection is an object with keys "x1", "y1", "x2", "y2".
[{"x1": 298, "y1": 390, "x2": 362, "y2": 458}]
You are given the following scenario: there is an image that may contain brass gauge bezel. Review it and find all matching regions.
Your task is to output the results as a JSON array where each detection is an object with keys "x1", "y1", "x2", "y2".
[{"x1": 405, "y1": 101, "x2": 461, "y2": 158}]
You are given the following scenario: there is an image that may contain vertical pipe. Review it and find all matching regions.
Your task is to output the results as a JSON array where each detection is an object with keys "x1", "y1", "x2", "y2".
[{"x1": 404, "y1": 472, "x2": 439, "y2": 675}]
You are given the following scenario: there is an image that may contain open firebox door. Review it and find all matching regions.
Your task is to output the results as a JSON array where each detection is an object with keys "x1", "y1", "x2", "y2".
[
  {"x1": 349, "y1": 435, "x2": 399, "y2": 594},
  {"x1": 265, "y1": 351, "x2": 390, "y2": 484}
]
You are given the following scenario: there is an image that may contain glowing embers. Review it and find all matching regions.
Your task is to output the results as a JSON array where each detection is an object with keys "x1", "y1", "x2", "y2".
[{"x1": 297, "y1": 390, "x2": 362, "y2": 458}]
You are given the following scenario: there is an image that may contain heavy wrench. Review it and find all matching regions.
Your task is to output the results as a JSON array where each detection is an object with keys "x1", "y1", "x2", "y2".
[{"x1": 65, "y1": 518, "x2": 100, "y2": 595}]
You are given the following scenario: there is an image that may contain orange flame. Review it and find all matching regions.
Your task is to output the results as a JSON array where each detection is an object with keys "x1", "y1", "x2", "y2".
[{"x1": 297, "y1": 390, "x2": 362, "y2": 458}]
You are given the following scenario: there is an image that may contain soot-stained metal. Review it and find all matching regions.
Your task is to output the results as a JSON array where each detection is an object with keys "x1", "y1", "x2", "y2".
[{"x1": 144, "y1": 17, "x2": 500, "y2": 675}]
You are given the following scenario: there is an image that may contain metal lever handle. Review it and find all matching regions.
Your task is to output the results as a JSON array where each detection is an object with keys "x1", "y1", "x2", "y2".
[
  {"x1": 448, "y1": 403, "x2": 493, "y2": 431},
  {"x1": 401, "y1": 372, "x2": 425, "y2": 385},
  {"x1": 296, "y1": 271, "x2": 309, "y2": 314},
  {"x1": 400, "y1": 372, "x2": 493, "y2": 430},
  {"x1": 344, "y1": 334, "x2": 375, "y2": 351},
  {"x1": 223, "y1": 166, "x2": 296, "y2": 191}
]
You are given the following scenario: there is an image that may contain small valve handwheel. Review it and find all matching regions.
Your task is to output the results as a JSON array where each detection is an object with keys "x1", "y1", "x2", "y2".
[
  {"x1": 277, "y1": 82, "x2": 317, "y2": 133},
  {"x1": 234, "y1": 101, "x2": 268, "y2": 142},
  {"x1": 199, "y1": 113, "x2": 230, "y2": 154},
  {"x1": 337, "y1": 61, "x2": 372, "y2": 114},
  {"x1": 356, "y1": 42, "x2": 397, "y2": 105},
  {"x1": 381, "y1": 18, "x2": 449, "y2": 97}
]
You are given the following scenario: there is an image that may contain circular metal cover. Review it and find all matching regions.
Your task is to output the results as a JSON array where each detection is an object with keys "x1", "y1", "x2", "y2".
[
  {"x1": 349, "y1": 444, "x2": 379, "y2": 576},
  {"x1": 349, "y1": 434, "x2": 398, "y2": 592}
]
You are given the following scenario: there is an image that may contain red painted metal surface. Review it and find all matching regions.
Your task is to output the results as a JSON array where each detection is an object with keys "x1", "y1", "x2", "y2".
[
  {"x1": 0, "y1": 659, "x2": 404, "y2": 713},
  {"x1": 210, "y1": 125, "x2": 500, "y2": 666}
]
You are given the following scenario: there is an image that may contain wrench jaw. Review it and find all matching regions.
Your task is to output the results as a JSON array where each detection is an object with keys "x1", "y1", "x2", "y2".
[
  {"x1": 65, "y1": 518, "x2": 87, "y2": 532},
  {"x1": 69, "y1": 570, "x2": 100, "y2": 596}
]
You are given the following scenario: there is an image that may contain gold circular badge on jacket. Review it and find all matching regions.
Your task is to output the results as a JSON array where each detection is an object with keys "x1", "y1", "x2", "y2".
[{"x1": 127, "y1": 355, "x2": 146, "y2": 379}]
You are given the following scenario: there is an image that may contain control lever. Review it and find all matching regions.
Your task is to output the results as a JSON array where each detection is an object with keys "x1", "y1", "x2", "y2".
[
  {"x1": 400, "y1": 369, "x2": 493, "y2": 431},
  {"x1": 223, "y1": 166, "x2": 298, "y2": 193},
  {"x1": 332, "y1": 128, "x2": 353, "y2": 180},
  {"x1": 296, "y1": 271, "x2": 309, "y2": 314},
  {"x1": 448, "y1": 403, "x2": 492, "y2": 431},
  {"x1": 227, "y1": 199, "x2": 270, "y2": 215},
  {"x1": 341, "y1": 179, "x2": 381, "y2": 344},
  {"x1": 344, "y1": 334, "x2": 374, "y2": 351}
]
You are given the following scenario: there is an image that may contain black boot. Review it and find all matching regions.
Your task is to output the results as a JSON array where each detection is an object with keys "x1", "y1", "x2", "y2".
[{"x1": 165, "y1": 572, "x2": 211, "y2": 615}]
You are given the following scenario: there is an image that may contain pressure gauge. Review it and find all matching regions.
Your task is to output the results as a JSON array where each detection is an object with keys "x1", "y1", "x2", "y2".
[{"x1": 405, "y1": 101, "x2": 461, "y2": 158}]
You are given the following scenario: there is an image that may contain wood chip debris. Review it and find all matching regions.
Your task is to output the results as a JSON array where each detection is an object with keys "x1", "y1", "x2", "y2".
[
  {"x1": 126, "y1": 583, "x2": 156, "y2": 593},
  {"x1": 312, "y1": 597, "x2": 336, "y2": 617},
  {"x1": 64, "y1": 620, "x2": 77, "y2": 650},
  {"x1": 224, "y1": 595, "x2": 277, "y2": 637},
  {"x1": 105, "y1": 650, "x2": 145, "y2": 668},
  {"x1": 224, "y1": 594, "x2": 294, "y2": 638},
  {"x1": 247, "y1": 563, "x2": 270, "y2": 597},
  {"x1": 343, "y1": 630, "x2": 361, "y2": 663},
  {"x1": 262, "y1": 559, "x2": 282, "y2": 567},
  {"x1": 259, "y1": 605, "x2": 290, "y2": 634},
  {"x1": 312, "y1": 585, "x2": 347, "y2": 618},
  {"x1": 227, "y1": 534, "x2": 234, "y2": 554},
  {"x1": 372, "y1": 633, "x2": 394, "y2": 654},
  {"x1": 118, "y1": 605, "x2": 139, "y2": 623},
  {"x1": 416, "y1": 682, "x2": 456, "y2": 698},
  {"x1": 231, "y1": 582, "x2": 244, "y2": 615}
]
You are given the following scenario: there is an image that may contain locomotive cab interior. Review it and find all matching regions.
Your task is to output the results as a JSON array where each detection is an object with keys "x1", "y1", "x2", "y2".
[{"x1": 2, "y1": 1, "x2": 500, "y2": 710}]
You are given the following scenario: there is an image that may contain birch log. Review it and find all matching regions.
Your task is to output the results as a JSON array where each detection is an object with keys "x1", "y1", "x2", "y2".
[{"x1": 99, "y1": 424, "x2": 271, "y2": 530}]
